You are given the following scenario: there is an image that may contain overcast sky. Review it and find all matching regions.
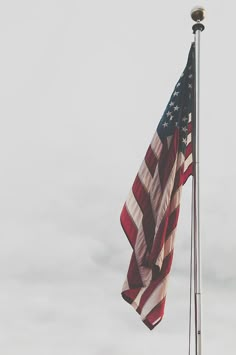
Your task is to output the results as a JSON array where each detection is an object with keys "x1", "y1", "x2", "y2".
[{"x1": 0, "y1": 1, "x2": 235, "y2": 354}]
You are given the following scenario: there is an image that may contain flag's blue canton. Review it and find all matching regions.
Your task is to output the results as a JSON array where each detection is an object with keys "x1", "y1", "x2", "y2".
[{"x1": 157, "y1": 45, "x2": 194, "y2": 154}]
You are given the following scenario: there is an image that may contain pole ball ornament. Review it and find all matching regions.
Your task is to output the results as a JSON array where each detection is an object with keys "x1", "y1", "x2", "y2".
[{"x1": 191, "y1": 7, "x2": 206, "y2": 22}]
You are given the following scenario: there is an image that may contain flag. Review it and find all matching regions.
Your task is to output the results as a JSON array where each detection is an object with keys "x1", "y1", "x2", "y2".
[{"x1": 120, "y1": 44, "x2": 195, "y2": 330}]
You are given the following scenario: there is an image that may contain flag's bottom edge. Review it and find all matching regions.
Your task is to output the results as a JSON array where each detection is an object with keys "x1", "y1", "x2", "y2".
[{"x1": 121, "y1": 291, "x2": 164, "y2": 330}]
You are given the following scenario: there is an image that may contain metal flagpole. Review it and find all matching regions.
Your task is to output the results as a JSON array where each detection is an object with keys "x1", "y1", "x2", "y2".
[{"x1": 191, "y1": 6, "x2": 205, "y2": 355}]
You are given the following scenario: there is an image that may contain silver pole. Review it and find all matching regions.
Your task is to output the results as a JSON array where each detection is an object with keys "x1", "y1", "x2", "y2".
[
  {"x1": 191, "y1": 7, "x2": 205, "y2": 355},
  {"x1": 194, "y1": 26, "x2": 202, "y2": 355}
]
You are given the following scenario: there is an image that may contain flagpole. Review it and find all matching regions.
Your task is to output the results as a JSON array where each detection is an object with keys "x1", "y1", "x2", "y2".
[{"x1": 191, "y1": 7, "x2": 205, "y2": 355}]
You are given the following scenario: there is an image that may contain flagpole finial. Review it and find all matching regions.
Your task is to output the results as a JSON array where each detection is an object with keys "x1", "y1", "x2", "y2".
[
  {"x1": 191, "y1": 6, "x2": 205, "y2": 22},
  {"x1": 191, "y1": 7, "x2": 205, "y2": 33}
]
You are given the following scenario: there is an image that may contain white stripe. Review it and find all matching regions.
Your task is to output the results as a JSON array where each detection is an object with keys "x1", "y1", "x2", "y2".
[
  {"x1": 141, "y1": 276, "x2": 169, "y2": 320},
  {"x1": 150, "y1": 131, "x2": 163, "y2": 159},
  {"x1": 170, "y1": 186, "x2": 182, "y2": 214},
  {"x1": 134, "y1": 229, "x2": 153, "y2": 286},
  {"x1": 153, "y1": 151, "x2": 183, "y2": 216},
  {"x1": 184, "y1": 153, "x2": 192, "y2": 173},
  {"x1": 149, "y1": 161, "x2": 162, "y2": 216},
  {"x1": 126, "y1": 190, "x2": 143, "y2": 229},
  {"x1": 187, "y1": 132, "x2": 191, "y2": 145},
  {"x1": 154, "y1": 226, "x2": 177, "y2": 268},
  {"x1": 155, "y1": 247, "x2": 164, "y2": 270},
  {"x1": 138, "y1": 160, "x2": 153, "y2": 193},
  {"x1": 177, "y1": 151, "x2": 185, "y2": 168},
  {"x1": 167, "y1": 136, "x2": 172, "y2": 149},
  {"x1": 131, "y1": 287, "x2": 146, "y2": 310},
  {"x1": 152, "y1": 315, "x2": 162, "y2": 326},
  {"x1": 164, "y1": 227, "x2": 177, "y2": 258},
  {"x1": 148, "y1": 159, "x2": 177, "y2": 271},
  {"x1": 122, "y1": 278, "x2": 129, "y2": 292},
  {"x1": 152, "y1": 153, "x2": 184, "y2": 267},
  {"x1": 152, "y1": 156, "x2": 178, "y2": 236}
]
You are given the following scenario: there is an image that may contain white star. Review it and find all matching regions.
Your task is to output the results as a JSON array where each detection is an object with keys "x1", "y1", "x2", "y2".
[
  {"x1": 188, "y1": 74, "x2": 193, "y2": 78},
  {"x1": 182, "y1": 126, "x2": 188, "y2": 132},
  {"x1": 175, "y1": 122, "x2": 179, "y2": 127},
  {"x1": 166, "y1": 111, "x2": 172, "y2": 117},
  {"x1": 174, "y1": 105, "x2": 179, "y2": 111},
  {"x1": 169, "y1": 115, "x2": 174, "y2": 121},
  {"x1": 183, "y1": 116, "x2": 188, "y2": 122},
  {"x1": 162, "y1": 122, "x2": 168, "y2": 128},
  {"x1": 176, "y1": 82, "x2": 181, "y2": 87},
  {"x1": 173, "y1": 91, "x2": 179, "y2": 96},
  {"x1": 182, "y1": 137, "x2": 187, "y2": 144},
  {"x1": 188, "y1": 65, "x2": 192, "y2": 70},
  {"x1": 169, "y1": 101, "x2": 174, "y2": 107},
  {"x1": 188, "y1": 84, "x2": 192, "y2": 89}
]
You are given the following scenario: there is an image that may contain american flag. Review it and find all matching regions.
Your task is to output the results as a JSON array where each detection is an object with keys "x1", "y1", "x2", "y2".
[{"x1": 120, "y1": 44, "x2": 195, "y2": 330}]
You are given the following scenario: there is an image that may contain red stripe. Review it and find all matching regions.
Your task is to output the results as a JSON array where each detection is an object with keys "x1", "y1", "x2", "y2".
[
  {"x1": 148, "y1": 193, "x2": 181, "y2": 268},
  {"x1": 148, "y1": 206, "x2": 170, "y2": 267},
  {"x1": 188, "y1": 121, "x2": 192, "y2": 133},
  {"x1": 145, "y1": 145, "x2": 158, "y2": 177},
  {"x1": 183, "y1": 164, "x2": 193, "y2": 185},
  {"x1": 145, "y1": 161, "x2": 183, "y2": 268},
  {"x1": 132, "y1": 175, "x2": 155, "y2": 251},
  {"x1": 137, "y1": 251, "x2": 174, "y2": 312},
  {"x1": 172, "y1": 163, "x2": 183, "y2": 195},
  {"x1": 185, "y1": 143, "x2": 192, "y2": 159},
  {"x1": 158, "y1": 131, "x2": 178, "y2": 190},
  {"x1": 132, "y1": 175, "x2": 149, "y2": 210},
  {"x1": 166, "y1": 206, "x2": 180, "y2": 238},
  {"x1": 143, "y1": 297, "x2": 166, "y2": 330},
  {"x1": 120, "y1": 204, "x2": 138, "y2": 249},
  {"x1": 122, "y1": 288, "x2": 142, "y2": 304},
  {"x1": 127, "y1": 253, "x2": 143, "y2": 288}
]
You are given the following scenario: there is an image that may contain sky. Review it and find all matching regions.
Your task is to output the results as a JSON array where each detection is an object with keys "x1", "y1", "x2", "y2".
[{"x1": 0, "y1": 1, "x2": 235, "y2": 354}]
